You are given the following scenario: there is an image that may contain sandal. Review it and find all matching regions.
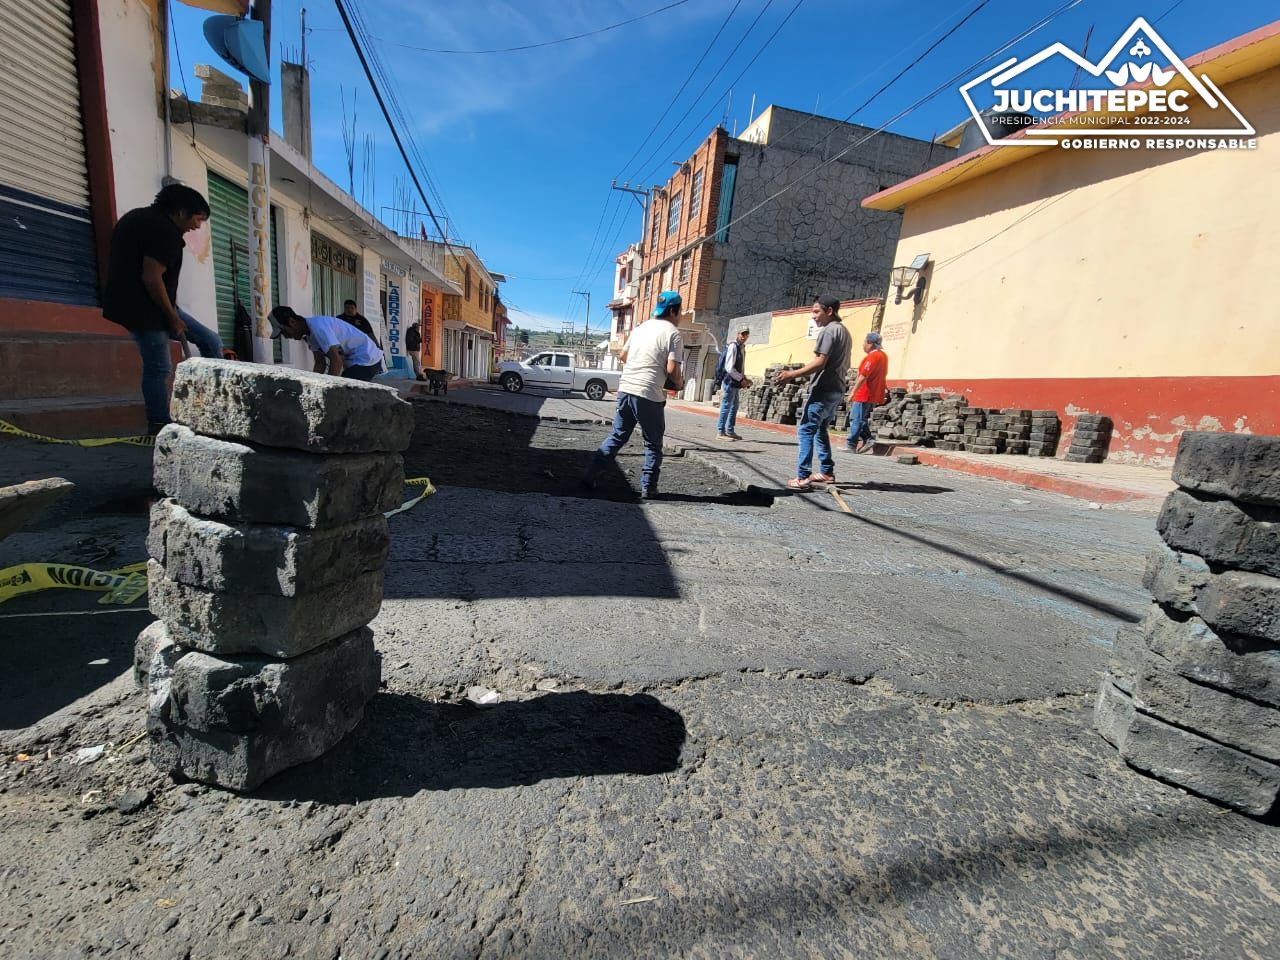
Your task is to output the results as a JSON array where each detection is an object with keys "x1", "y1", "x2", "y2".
[
  {"x1": 811, "y1": 472, "x2": 836, "y2": 484},
  {"x1": 787, "y1": 477, "x2": 813, "y2": 491}
]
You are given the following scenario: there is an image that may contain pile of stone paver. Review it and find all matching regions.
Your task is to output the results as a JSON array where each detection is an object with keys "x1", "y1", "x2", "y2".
[
  {"x1": 741, "y1": 365, "x2": 806, "y2": 425},
  {"x1": 1064, "y1": 414, "x2": 1114, "y2": 462},
  {"x1": 871, "y1": 392, "x2": 1064, "y2": 457},
  {"x1": 135, "y1": 359, "x2": 414, "y2": 791},
  {"x1": 1095, "y1": 431, "x2": 1280, "y2": 816}
]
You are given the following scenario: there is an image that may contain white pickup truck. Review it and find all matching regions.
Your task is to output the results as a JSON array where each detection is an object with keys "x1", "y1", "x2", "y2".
[{"x1": 495, "y1": 351, "x2": 621, "y2": 401}]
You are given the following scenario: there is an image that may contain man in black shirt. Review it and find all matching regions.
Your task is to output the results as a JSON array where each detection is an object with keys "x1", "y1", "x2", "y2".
[
  {"x1": 341, "y1": 299, "x2": 381, "y2": 347},
  {"x1": 103, "y1": 183, "x2": 215, "y2": 433},
  {"x1": 405, "y1": 321, "x2": 424, "y2": 379}
]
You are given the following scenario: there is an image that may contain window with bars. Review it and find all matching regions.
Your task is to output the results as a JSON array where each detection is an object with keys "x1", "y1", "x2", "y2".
[
  {"x1": 688, "y1": 169, "x2": 703, "y2": 222},
  {"x1": 667, "y1": 191, "x2": 682, "y2": 236}
]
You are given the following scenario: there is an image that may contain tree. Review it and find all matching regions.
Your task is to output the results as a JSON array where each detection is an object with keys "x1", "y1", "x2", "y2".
[{"x1": 518, "y1": 330, "x2": 530, "y2": 346}]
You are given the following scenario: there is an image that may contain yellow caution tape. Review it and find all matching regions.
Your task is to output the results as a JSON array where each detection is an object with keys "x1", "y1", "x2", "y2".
[
  {"x1": 386, "y1": 477, "x2": 436, "y2": 517},
  {"x1": 0, "y1": 561, "x2": 149, "y2": 607},
  {"x1": 0, "y1": 479, "x2": 434, "y2": 609},
  {"x1": 1, "y1": 419, "x2": 154, "y2": 448}
]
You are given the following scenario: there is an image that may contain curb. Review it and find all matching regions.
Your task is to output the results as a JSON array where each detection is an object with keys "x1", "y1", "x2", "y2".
[
  {"x1": 670, "y1": 402, "x2": 1163, "y2": 506},
  {"x1": 907, "y1": 450, "x2": 1163, "y2": 505},
  {"x1": 670, "y1": 402, "x2": 800, "y2": 438}
]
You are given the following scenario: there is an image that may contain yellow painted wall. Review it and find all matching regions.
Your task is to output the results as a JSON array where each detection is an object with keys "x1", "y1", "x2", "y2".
[
  {"x1": 443, "y1": 248, "x2": 496, "y2": 333},
  {"x1": 877, "y1": 64, "x2": 1280, "y2": 381},
  {"x1": 744, "y1": 301, "x2": 881, "y2": 378}
]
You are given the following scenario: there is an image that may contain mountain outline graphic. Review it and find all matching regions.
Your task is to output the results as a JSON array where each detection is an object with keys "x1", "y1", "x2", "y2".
[{"x1": 958, "y1": 17, "x2": 1256, "y2": 147}]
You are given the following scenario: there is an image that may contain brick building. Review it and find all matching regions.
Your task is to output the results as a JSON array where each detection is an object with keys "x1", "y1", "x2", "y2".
[{"x1": 624, "y1": 105, "x2": 950, "y2": 384}]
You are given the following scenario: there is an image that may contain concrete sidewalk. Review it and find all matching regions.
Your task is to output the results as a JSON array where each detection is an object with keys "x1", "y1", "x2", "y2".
[{"x1": 672, "y1": 399, "x2": 1174, "y2": 506}]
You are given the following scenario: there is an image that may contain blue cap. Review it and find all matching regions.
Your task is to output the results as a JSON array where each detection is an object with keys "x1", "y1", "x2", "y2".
[
  {"x1": 865, "y1": 331, "x2": 882, "y2": 346},
  {"x1": 654, "y1": 290, "x2": 682, "y2": 318}
]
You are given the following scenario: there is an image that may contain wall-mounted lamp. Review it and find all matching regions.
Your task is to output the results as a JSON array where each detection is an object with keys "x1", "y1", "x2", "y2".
[{"x1": 890, "y1": 253, "x2": 930, "y2": 305}]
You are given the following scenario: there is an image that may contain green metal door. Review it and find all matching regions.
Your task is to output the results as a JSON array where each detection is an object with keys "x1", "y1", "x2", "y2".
[{"x1": 208, "y1": 171, "x2": 280, "y2": 349}]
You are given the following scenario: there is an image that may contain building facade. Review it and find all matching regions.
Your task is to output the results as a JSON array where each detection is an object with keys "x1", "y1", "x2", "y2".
[
  {"x1": 606, "y1": 243, "x2": 643, "y2": 355},
  {"x1": 862, "y1": 21, "x2": 1280, "y2": 467},
  {"x1": 625, "y1": 106, "x2": 949, "y2": 384},
  {"x1": 409, "y1": 240, "x2": 502, "y2": 381},
  {"x1": 0, "y1": 0, "x2": 456, "y2": 436}
]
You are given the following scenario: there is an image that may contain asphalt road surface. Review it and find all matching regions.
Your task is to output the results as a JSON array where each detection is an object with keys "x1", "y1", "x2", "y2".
[{"x1": 0, "y1": 389, "x2": 1276, "y2": 960}]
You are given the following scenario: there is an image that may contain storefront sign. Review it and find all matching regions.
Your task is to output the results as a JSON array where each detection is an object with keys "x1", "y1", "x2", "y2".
[{"x1": 387, "y1": 279, "x2": 401, "y2": 358}]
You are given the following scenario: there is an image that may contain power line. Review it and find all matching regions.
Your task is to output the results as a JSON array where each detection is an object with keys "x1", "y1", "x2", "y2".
[
  {"x1": 346, "y1": 0, "x2": 459, "y2": 240},
  {"x1": 614, "y1": 0, "x2": 746, "y2": 180},
  {"x1": 673, "y1": 0, "x2": 993, "y2": 216},
  {"x1": 927, "y1": 0, "x2": 1195, "y2": 276},
  {"x1": 626, "y1": 0, "x2": 787, "y2": 185},
  {"x1": 366, "y1": 0, "x2": 692, "y2": 55},
  {"x1": 629, "y1": 0, "x2": 1087, "y2": 287},
  {"x1": 333, "y1": 0, "x2": 465, "y2": 277}
]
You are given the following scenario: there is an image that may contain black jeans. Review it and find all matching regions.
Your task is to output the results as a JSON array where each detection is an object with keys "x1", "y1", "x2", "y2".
[{"x1": 343, "y1": 363, "x2": 383, "y2": 382}]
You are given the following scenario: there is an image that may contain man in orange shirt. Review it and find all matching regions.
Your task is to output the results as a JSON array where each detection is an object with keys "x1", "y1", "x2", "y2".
[{"x1": 845, "y1": 331, "x2": 888, "y2": 454}]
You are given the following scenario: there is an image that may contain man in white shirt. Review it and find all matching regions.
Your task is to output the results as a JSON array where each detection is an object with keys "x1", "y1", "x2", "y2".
[
  {"x1": 582, "y1": 290, "x2": 685, "y2": 499},
  {"x1": 269, "y1": 305, "x2": 385, "y2": 381}
]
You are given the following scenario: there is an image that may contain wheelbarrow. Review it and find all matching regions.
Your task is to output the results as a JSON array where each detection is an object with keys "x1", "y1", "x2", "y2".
[{"x1": 422, "y1": 368, "x2": 449, "y2": 396}]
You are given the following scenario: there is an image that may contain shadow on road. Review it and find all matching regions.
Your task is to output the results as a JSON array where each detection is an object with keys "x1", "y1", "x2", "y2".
[
  {"x1": 842, "y1": 508, "x2": 1143, "y2": 624},
  {"x1": 259, "y1": 690, "x2": 687, "y2": 802},
  {"x1": 835, "y1": 481, "x2": 955, "y2": 496}
]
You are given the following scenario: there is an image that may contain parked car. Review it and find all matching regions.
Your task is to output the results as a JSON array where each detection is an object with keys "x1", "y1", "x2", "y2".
[{"x1": 495, "y1": 351, "x2": 621, "y2": 401}]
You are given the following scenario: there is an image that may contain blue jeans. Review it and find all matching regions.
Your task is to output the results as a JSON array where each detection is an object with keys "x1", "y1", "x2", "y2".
[
  {"x1": 716, "y1": 381, "x2": 740, "y2": 434},
  {"x1": 130, "y1": 310, "x2": 224, "y2": 426},
  {"x1": 846, "y1": 400, "x2": 875, "y2": 448},
  {"x1": 796, "y1": 393, "x2": 841, "y2": 480},
  {"x1": 595, "y1": 392, "x2": 666, "y2": 491}
]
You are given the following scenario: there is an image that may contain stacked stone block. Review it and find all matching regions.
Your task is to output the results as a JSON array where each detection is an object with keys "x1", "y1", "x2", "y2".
[
  {"x1": 137, "y1": 360, "x2": 414, "y2": 792},
  {"x1": 871, "y1": 390, "x2": 966, "y2": 445},
  {"x1": 741, "y1": 365, "x2": 805, "y2": 425},
  {"x1": 1065, "y1": 414, "x2": 1113, "y2": 462},
  {"x1": 1094, "y1": 432, "x2": 1280, "y2": 816},
  {"x1": 1027, "y1": 410, "x2": 1062, "y2": 458}
]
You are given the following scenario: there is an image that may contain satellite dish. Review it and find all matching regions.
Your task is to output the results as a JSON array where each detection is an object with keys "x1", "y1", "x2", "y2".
[{"x1": 203, "y1": 15, "x2": 270, "y2": 85}]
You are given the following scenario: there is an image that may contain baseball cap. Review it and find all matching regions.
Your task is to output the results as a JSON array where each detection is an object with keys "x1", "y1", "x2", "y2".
[
  {"x1": 816, "y1": 294, "x2": 841, "y2": 313},
  {"x1": 865, "y1": 331, "x2": 883, "y2": 346},
  {"x1": 653, "y1": 290, "x2": 682, "y2": 318},
  {"x1": 268, "y1": 305, "x2": 299, "y2": 339}
]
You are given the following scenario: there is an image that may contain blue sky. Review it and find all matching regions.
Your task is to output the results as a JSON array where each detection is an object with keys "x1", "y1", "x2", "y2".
[{"x1": 169, "y1": 0, "x2": 1278, "y2": 332}]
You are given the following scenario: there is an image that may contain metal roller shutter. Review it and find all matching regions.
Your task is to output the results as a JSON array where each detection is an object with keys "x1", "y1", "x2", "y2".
[
  {"x1": 207, "y1": 172, "x2": 279, "y2": 350},
  {"x1": 0, "y1": 0, "x2": 97, "y2": 305}
]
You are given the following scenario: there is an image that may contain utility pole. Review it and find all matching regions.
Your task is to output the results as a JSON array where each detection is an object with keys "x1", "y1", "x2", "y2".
[
  {"x1": 610, "y1": 182, "x2": 651, "y2": 321},
  {"x1": 246, "y1": 0, "x2": 273, "y2": 363},
  {"x1": 572, "y1": 290, "x2": 591, "y2": 348},
  {"x1": 610, "y1": 181, "x2": 649, "y2": 215}
]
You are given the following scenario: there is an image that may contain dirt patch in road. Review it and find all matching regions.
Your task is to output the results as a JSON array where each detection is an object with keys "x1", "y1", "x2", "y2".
[{"x1": 404, "y1": 400, "x2": 771, "y2": 506}]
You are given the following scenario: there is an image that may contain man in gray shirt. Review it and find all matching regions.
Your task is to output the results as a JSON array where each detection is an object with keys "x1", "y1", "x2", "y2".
[{"x1": 777, "y1": 295, "x2": 852, "y2": 489}]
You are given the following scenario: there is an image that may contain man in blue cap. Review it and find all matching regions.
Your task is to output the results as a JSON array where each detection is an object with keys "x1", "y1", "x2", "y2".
[{"x1": 582, "y1": 290, "x2": 685, "y2": 499}]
